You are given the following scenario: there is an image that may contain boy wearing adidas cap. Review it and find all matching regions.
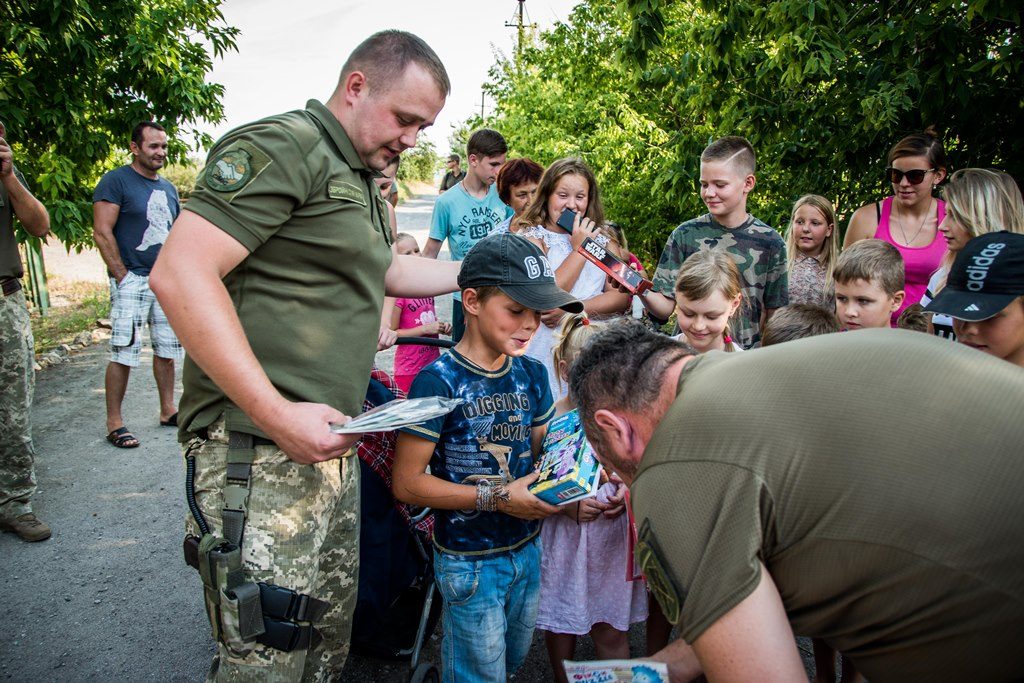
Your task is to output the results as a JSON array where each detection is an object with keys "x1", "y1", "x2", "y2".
[
  {"x1": 392, "y1": 233, "x2": 582, "y2": 682},
  {"x1": 925, "y1": 231, "x2": 1024, "y2": 367}
]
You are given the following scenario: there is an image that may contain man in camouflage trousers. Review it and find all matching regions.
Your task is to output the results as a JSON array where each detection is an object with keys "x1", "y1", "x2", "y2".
[
  {"x1": 151, "y1": 32, "x2": 460, "y2": 681},
  {"x1": 0, "y1": 122, "x2": 52, "y2": 542}
]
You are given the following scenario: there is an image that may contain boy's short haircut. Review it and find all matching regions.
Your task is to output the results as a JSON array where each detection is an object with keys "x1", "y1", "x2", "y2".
[
  {"x1": 896, "y1": 303, "x2": 930, "y2": 333},
  {"x1": 834, "y1": 239, "x2": 905, "y2": 296},
  {"x1": 701, "y1": 136, "x2": 756, "y2": 176},
  {"x1": 466, "y1": 128, "x2": 508, "y2": 160},
  {"x1": 462, "y1": 284, "x2": 501, "y2": 303},
  {"x1": 448, "y1": 154, "x2": 460, "y2": 163},
  {"x1": 761, "y1": 304, "x2": 840, "y2": 347}
]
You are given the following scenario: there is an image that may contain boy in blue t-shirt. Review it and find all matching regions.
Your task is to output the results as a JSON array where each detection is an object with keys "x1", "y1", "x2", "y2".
[
  {"x1": 393, "y1": 233, "x2": 582, "y2": 683},
  {"x1": 424, "y1": 128, "x2": 514, "y2": 343}
]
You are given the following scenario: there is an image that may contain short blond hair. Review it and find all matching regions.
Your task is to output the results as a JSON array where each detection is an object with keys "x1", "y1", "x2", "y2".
[{"x1": 834, "y1": 239, "x2": 904, "y2": 296}]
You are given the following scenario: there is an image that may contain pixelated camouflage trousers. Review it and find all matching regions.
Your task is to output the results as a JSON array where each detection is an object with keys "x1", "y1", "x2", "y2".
[
  {"x1": 185, "y1": 418, "x2": 360, "y2": 682},
  {"x1": 0, "y1": 289, "x2": 37, "y2": 521}
]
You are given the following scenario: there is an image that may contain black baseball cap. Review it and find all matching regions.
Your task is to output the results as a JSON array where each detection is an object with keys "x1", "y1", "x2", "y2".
[
  {"x1": 924, "y1": 231, "x2": 1024, "y2": 321},
  {"x1": 458, "y1": 233, "x2": 584, "y2": 313}
]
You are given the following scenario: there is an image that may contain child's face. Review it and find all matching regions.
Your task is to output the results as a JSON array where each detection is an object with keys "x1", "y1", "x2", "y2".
[
  {"x1": 469, "y1": 153, "x2": 506, "y2": 187},
  {"x1": 791, "y1": 204, "x2": 833, "y2": 256},
  {"x1": 937, "y1": 214, "x2": 972, "y2": 253},
  {"x1": 509, "y1": 180, "x2": 539, "y2": 216},
  {"x1": 546, "y1": 173, "x2": 589, "y2": 229},
  {"x1": 468, "y1": 290, "x2": 542, "y2": 357},
  {"x1": 396, "y1": 238, "x2": 420, "y2": 256},
  {"x1": 953, "y1": 297, "x2": 1024, "y2": 367},
  {"x1": 835, "y1": 278, "x2": 903, "y2": 330},
  {"x1": 699, "y1": 159, "x2": 753, "y2": 221},
  {"x1": 674, "y1": 289, "x2": 741, "y2": 353}
]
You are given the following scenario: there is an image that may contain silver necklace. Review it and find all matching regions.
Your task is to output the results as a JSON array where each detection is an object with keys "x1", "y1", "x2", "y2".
[{"x1": 894, "y1": 199, "x2": 932, "y2": 246}]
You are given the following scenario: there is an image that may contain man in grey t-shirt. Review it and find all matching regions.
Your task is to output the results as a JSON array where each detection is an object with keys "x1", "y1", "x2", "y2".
[
  {"x1": 93, "y1": 122, "x2": 182, "y2": 449},
  {"x1": 571, "y1": 323, "x2": 1024, "y2": 682}
]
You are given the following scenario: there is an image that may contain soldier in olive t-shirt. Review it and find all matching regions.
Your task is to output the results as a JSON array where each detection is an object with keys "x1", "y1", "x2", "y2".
[
  {"x1": 149, "y1": 32, "x2": 458, "y2": 682},
  {"x1": 574, "y1": 326, "x2": 1024, "y2": 682}
]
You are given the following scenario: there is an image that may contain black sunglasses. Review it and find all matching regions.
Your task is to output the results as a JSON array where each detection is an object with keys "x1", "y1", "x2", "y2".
[{"x1": 885, "y1": 167, "x2": 935, "y2": 185}]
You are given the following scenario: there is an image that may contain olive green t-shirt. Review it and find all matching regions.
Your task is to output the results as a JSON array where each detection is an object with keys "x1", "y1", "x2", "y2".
[
  {"x1": 0, "y1": 168, "x2": 30, "y2": 280},
  {"x1": 178, "y1": 100, "x2": 393, "y2": 439},
  {"x1": 633, "y1": 329, "x2": 1024, "y2": 682}
]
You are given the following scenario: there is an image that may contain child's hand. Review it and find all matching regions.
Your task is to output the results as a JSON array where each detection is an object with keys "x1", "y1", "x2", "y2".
[
  {"x1": 377, "y1": 325, "x2": 397, "y2": 351},
  {"x1": 439, "y1": 321, "x2": 452, "y2": 336},
  {"x1": 500, "y1": 472, "x2": 561, "y2": 520},
  {"x1": 541, "y1": 309, "x2": 566, "y2": 329},
  {"x1": 569, "y1": 214, "x2": 598, "y2": 250},
  {"x1": 419, "y1": 321, "x2": 444, "y2": 336},
  {"x1": 602, "y1": 483, "x2": 628, "y2": 519},
  {"x1": 578, "y1": 497, "x2": 610, "y2": 523}
]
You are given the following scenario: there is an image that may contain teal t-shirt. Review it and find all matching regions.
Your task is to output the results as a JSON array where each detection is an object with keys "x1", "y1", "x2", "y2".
[{"x1": 429, "y1": 183, "x2": 512, "y2": 301}]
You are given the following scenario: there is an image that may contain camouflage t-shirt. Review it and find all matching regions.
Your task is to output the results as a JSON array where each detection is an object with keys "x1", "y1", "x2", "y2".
[{"x1": 653, "y1": 214, "x2": 789, "y2": 348}]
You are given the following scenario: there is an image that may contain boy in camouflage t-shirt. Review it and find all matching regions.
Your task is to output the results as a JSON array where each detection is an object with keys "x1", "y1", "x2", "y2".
[{"x1": 640, "y1": 137, "x2": 788, "y2": 348}]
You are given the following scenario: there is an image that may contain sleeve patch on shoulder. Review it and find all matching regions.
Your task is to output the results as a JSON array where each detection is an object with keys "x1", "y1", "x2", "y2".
[
  {"x1": 327, "y1": 180, "x2": 366, "y2": 205},
  {"x1": 637, "y1": 518, "x2": 685, "y2": 625},
  {"x1": 203, "y1": 141, "x2": 272, "y2": 196}
]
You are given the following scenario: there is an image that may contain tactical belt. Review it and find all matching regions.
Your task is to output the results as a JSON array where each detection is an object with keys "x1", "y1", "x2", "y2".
[
  {"x1": 1, "y1": 277, "x2": 22, "y2": 297},
  {"x1": 184, "y1": 430, "x2": 330, "y2": 654}
]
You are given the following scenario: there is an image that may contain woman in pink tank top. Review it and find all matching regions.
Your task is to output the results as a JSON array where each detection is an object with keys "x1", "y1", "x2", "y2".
[{"x1": 845, "y1": 130, "x2": 949, "y2": 324}]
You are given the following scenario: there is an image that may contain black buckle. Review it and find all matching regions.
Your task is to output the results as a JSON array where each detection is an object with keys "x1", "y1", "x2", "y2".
[
  {"x1": 257, "y1": 616, "x2": 322, "y2": 652},
  {"x1": 258, "y1": 583, "x2": 330, "y2": 623}
]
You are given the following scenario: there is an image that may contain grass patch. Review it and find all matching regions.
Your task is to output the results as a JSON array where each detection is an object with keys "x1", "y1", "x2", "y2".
[{"x1": 30, "y1": 276, "x2": 110, "y2": 355}]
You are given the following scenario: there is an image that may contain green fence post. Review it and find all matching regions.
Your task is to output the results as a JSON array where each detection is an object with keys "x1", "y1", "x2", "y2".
[{"x1": 22, "y1": 237, "x2": 50, "y2": 316}]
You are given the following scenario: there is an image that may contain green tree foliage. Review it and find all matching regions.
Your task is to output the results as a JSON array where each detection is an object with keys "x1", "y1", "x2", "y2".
[
  {"x1": 1, "y1": 0, "x2": 238, "y2": 249},
  {"x1": 398, "y1": 138, "x2": 441, "y2": 183},
  {"x1": 487, "y1": 0, "x2": 1023, "y2": 264}
]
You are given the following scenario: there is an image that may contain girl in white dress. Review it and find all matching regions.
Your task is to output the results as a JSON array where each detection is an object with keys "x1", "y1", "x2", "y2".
[{"x1": 519, "y1": 158, "x2": 630, "y2": 398}]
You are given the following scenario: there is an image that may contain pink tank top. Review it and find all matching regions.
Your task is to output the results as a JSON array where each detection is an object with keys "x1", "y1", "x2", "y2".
[{"x1": 874, "y1": 196, "x2": 946, "y2": 324}]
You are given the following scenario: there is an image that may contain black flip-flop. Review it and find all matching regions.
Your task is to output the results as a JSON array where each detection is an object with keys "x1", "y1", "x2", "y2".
[
  {"x1": 107, "y1": 427, "x2": 140, "y2": 449},
  {"x1": 160, "y1": 413, "x2": 178, "y2": 427}
]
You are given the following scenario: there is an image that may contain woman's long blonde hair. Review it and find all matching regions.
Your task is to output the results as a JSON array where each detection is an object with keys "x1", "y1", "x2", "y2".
[
  {"x1": 935, "y1": 169, "x2": 1024, "y2": 291},
  {"x1": 785, "y1": 194, "x2": 838, "y2": 292}
]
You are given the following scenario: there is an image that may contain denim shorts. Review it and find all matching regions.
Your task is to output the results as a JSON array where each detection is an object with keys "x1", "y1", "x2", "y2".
[{"x1": 434, "y1": 538, "x2": 540, "y2": 683}]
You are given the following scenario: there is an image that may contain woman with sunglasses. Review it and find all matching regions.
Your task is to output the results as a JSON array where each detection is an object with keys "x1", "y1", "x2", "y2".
[{"x1": 845, "y1": 129, "x2": 949, "y2": 324}]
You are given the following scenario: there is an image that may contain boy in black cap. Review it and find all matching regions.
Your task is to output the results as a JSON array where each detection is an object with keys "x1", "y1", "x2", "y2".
[
  {"x1": 925, "y1": 231, "x2": 1024, "y2": 367},
  {"x1": 392, "y1": 233, "x2": 582, "y2": 681}
]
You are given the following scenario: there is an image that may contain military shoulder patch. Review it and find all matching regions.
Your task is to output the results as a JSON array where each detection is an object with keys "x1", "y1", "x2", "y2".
[
  {"x1": 327, "y1": 180, "x2": 365, "y2": 205},
  {"x1": 636, "y1": 518, "x2": 684, "y2": 625},
  {"x1": 203, "y1": 141, "x2": 271, "y2": 196}
]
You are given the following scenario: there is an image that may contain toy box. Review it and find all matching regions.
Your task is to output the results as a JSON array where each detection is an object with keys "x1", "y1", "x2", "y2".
[
  {"x1": 529, "y1": 432, "x2": 602, "y2": 506},
  {"x1": 577, "y1": 237, "x2": 653, "y2": 295}
]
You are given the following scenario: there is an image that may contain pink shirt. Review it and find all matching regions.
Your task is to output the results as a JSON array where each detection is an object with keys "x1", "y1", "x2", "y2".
[
  {"x1": 394, "y1": 297, "x2": 440, "y2": 377},
  {"x1": 874, "y1": 196, "x2": 947, "y2": 324}
]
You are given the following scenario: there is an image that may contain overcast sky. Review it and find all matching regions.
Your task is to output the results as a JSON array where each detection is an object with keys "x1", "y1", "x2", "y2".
[{"x1": 198, "y1": 0, "x2": 581, "y2": 153}]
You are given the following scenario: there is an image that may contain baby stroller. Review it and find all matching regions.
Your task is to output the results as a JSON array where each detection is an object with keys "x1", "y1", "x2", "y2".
[{"x1": 351, "y1": 337, "x2": 455, "y2": 683}]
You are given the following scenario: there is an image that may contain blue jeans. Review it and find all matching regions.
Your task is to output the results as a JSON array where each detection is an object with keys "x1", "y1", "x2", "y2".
[{"x1": 434, "y1": 539, "x2": 541, "y2": 683}]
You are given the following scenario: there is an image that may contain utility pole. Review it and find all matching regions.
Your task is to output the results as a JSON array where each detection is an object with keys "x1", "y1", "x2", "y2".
[
  {"x1": 504, "y1": 0, "x2": 537, "y2": 65},
  {"x1": 480, "y1": 91, "x2": 485, "y2": 119}
]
